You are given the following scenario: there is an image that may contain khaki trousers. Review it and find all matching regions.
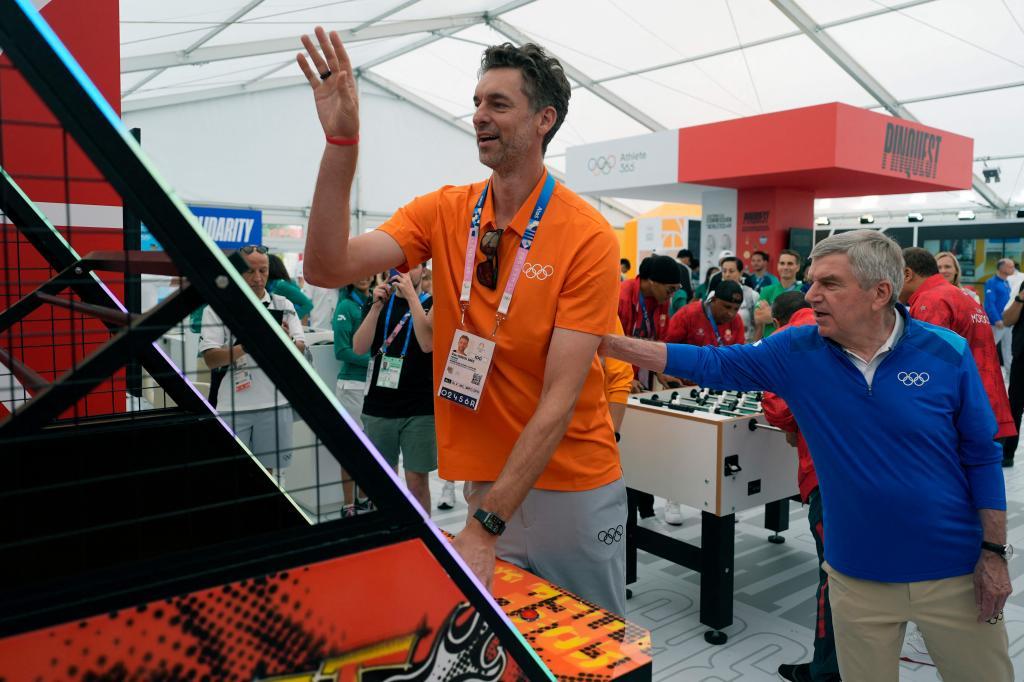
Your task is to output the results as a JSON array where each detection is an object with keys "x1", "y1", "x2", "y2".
[{"x1": 825, "y1": 562, "x2": 1013, "y2": 682}]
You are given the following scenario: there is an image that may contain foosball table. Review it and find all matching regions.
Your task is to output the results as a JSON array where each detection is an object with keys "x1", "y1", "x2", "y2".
[{"x1": 619, "y1": 388, "x2": 801, "y2": 644}]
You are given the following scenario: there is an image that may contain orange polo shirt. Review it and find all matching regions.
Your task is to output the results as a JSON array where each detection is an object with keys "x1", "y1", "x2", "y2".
[{"x1": 377, "y1": 170, "x2": 620, "y2": 491}]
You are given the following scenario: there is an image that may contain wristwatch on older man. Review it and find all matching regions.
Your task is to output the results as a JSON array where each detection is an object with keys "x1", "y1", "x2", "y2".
[{"x1": 982, "y1": 541, "x2": 1013, "y2": 560}]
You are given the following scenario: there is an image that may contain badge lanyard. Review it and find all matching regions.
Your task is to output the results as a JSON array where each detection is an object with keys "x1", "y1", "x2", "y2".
[
  {"x1": 350, "y1": 290, "x2": 365, "y2": 306},
  {"x1": 379, "y1": 291, "x2": 429, "y2": 358},
  {"x1": 459, "y1": 173, "x2": 556, "y2": 336},
  {"x1": 703, "y1": 301, "x2": 724, "y2": 345},
  {"x1": 633, "y1": 291, "x2": 653, "y2": 338}
]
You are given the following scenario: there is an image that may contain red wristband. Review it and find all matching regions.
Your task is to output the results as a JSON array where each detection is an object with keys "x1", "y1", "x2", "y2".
[{"x1": 326, "y1": 134, "x2": 359, "y2": 146}]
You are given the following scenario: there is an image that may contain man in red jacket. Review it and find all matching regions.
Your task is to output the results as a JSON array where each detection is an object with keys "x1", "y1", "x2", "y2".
[
  {"x1": 900, "y1": 248, "x2": 1016, "y2": 446},
  {"x1": 761, "y1": 291, "x2": 840, "y2": 682},
  {"x1": 618, "y1": 255, "x2": 682, "y2": 521},
  {"x1": 664, "y1": 279, "x2": 745, "y2": 347},
  {"x1": 618, "y1": 254, "x2": 682, "y2": 344}
]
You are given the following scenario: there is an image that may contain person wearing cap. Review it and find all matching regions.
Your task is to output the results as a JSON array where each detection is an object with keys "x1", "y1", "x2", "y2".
[
  {"x1": 617, "y1": 254, "x2": 682, "y2": 350},
  {"x1": 617, "y1": 254, "x2": 682, "y2": 522},
  {"x1": 665, "y1": 279, "x2": 746, "y2": 348}
]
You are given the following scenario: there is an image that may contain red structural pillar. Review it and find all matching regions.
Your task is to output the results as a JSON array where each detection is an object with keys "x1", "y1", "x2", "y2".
[{"x1": 735, "y1": 188, "x2": 814, "y2": 263}]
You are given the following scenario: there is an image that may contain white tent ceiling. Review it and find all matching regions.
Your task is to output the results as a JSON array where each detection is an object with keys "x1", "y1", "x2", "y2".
[{"x1": 118, "y1": 0, "x2": 1024, "y2": 218}]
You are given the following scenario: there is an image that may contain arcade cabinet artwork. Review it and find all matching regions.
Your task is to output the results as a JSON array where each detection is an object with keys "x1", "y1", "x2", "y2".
[{"x1": 0, "y1": 1, "x2": 650, "y2": 680}]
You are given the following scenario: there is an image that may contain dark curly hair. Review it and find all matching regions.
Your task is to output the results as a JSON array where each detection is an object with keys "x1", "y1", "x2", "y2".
[{"x1": 479, "y1": 42, "x2": 570, "y2": 154}]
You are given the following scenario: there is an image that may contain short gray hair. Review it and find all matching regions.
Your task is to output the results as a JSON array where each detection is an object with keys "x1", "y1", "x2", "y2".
[{"x1": 810, "y1": 230, "x2": 904, "y2": 305}]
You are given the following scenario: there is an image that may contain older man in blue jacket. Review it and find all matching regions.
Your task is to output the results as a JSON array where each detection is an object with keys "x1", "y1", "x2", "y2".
[{"x1": 600, "y1": 230, "x2": 1012, "y2": 682}]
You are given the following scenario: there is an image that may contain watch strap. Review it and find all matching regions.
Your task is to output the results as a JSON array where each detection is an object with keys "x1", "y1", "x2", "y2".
[
  {"x1": 473, "y1": 508, "x2": 506, "y2": 536},
  {"x1": 982, "y1": 541, "x2": 1008, "y2": 557}
]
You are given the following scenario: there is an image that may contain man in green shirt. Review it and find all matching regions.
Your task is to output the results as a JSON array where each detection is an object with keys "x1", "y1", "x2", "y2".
[{"x1": 755, "y1": 249, "x2": 803, "y2": 337}]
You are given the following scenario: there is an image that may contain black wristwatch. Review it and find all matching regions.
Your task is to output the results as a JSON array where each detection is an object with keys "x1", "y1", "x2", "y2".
[
  {"x1": 473, "y1": 508, "x2": 506, "y2": 536},
  {"x1": 981, "y1": 541, "x2": 1013, "y2": 559}
]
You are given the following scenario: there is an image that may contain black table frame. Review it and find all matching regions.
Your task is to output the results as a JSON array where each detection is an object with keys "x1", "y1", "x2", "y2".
[{"x1": 626, "y1": 490, "x2": 792, "y2": 644}]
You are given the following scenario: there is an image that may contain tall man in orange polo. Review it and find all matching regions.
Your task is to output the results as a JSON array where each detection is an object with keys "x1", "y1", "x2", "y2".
[{"x1": 297, "y1": 29, "x2": 625, "y2": 613}]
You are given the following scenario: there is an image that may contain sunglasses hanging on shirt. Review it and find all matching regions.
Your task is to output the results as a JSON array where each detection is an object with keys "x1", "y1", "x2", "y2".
[{"x1": 476, "y1": 228, "x2": 503, "y2": 290}]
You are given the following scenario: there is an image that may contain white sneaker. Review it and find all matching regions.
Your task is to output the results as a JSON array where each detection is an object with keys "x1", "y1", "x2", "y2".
[
  {"x1": 900, "y1": 623, "x2": 934, "y2": 666},
  {"x1": 438, "y1": 480, "x2": 456, "y2": 510},
  {"x1": 664, "y1": 501, "x2": 684, "y2": 526}
]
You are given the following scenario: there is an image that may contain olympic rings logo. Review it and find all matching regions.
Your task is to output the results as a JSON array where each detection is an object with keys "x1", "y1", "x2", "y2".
[
  {"x1": 522, "y1": 263, "x2": 554, "y2": 280},
  {"x1": 598, "y1": 525, "x2": 624, "y2": 545},
  {"x1": 897, "y1": 371, "x2": 930, "y2": 387},
  {"x1": 587, "y1": 154, "x2": 617, "y2": 176}
]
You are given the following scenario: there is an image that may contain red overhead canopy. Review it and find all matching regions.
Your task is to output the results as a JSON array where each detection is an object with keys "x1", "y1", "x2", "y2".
[{"x1": 677, "y1": 102, "x2": 973, "y2": 198}]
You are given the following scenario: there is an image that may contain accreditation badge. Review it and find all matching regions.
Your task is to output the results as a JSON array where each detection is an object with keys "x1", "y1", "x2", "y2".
[
  {"x1": 375, "y1": 356, "x2": 404, "y2": 389},
  {"x1": 437, "y1": 330, "x2": 495, "y2": 411},
  {"x1": 233, "y1": 370, "x2": 252, "y2": 393}
]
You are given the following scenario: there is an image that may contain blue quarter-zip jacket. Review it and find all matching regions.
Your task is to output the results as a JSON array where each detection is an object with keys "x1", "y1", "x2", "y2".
[{"x1": 665, "y1": 305, "x2": 1005, "y2": 582}]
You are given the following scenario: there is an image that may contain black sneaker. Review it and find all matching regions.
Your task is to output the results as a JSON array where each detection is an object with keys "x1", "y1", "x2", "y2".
[
  {"x1": 778, "y1": 663, "x2": 840, "y2": 682},
  {"x1": 777, "y1": 663, "x2": 812, "y2": 682}
]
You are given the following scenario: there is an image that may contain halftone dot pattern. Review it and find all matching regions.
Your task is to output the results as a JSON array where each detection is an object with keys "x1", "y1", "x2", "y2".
[{"x1": 1, "y1": 539, "x2": 650, "y2": 681}]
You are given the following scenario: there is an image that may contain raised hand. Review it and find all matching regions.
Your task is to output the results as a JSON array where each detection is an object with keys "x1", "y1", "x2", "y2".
[
  {"x1": 391, "y1": 272, "x2": 417, "y2": 301},
  {"x1": 297, "y1": 26, "x2": 359, "y2": 139},
  {"x1": 372, "y1": 282, "x2": 390, "y2": 306}
]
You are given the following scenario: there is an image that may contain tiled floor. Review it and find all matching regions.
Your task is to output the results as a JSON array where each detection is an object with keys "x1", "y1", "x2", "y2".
[{"x1": 425, "y1": 442, "x2": 1024, "y2": 681}]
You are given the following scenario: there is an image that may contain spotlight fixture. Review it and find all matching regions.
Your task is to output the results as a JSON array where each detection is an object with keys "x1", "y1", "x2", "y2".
[
  {"x1": 957, "y1": 210, "x2": 976, "y2": 221},
  {"x1": 814, "y1": 216, "x2": 830, "y2": 226},
  {"x1": 859, "y1": 214, "x2": 875, "y2": 225},
  {"x1": 907, "y1": 213, "x2": 924, "y2": 223},
  {"x1": 982, "y1": 167, "x2": 1001, "y2": 183}
]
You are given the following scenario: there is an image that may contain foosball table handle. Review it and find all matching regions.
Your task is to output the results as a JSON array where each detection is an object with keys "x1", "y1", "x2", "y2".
[{"x1": 748, "y1": 418, "x2": 784, "y2": 433}]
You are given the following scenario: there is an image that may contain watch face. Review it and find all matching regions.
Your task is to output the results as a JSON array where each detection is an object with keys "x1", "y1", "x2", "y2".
[{"x1": 474, "y1": 509, "x2": 504, "y2": 535}]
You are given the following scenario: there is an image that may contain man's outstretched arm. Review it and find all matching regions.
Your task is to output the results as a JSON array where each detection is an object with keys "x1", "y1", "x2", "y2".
[
  {"x1": 297, "y1": 26, "x2": 404, "y2": 287},
  {"x1": 598, "y1": 335, "x2": 668, "y2": 374}
]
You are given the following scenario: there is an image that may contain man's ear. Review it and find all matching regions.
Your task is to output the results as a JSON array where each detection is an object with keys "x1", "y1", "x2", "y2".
[{"x1": 536, "y1": 105, "x2": 557, "y2": 138}]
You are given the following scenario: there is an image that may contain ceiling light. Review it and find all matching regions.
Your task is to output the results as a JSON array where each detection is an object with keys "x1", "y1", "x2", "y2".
[
  {"x1": 957, "y1": 210, "x2": 976, "y2": 221},
  {"x1": 982, "y1": 167, "x2": 1001, "y2": 183},
  {"x1": 814, "y1": 216, "x2": 830, "y2": 226},
  {"x1": 907, "y1": 213, "x2": 924, "y2": 223},
  {"x1": 859, "y1": 214, "x2": 874, "y2": 225}
]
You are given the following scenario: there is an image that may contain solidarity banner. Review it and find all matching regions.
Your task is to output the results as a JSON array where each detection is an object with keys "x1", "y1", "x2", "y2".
[{"x1": 141, "y1": 205, "x2": 263, "y2": 251}]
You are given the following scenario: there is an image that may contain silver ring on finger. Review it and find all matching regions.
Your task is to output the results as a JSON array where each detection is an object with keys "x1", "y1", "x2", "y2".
[
  {"x1": 987, "y1": 610, "x2": 1005, "y2": 625},
  {"x1": 319, "y1": 69, "x2": 332, "y2": 81}
]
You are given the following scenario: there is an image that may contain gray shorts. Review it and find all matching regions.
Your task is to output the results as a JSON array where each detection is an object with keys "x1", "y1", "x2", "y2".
[
  {"x1": 229, "y1": 405, "x2": 293, "y2": 471},
  {"x1": 362, "y1": 414, "x2": 438, "y2": 473},
  {"x1": 465, "y1": 477, "x2": 627, "y2": 616},
  {"x1": 335, "y1": 380, "x2": 365, "y2": 428}
]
